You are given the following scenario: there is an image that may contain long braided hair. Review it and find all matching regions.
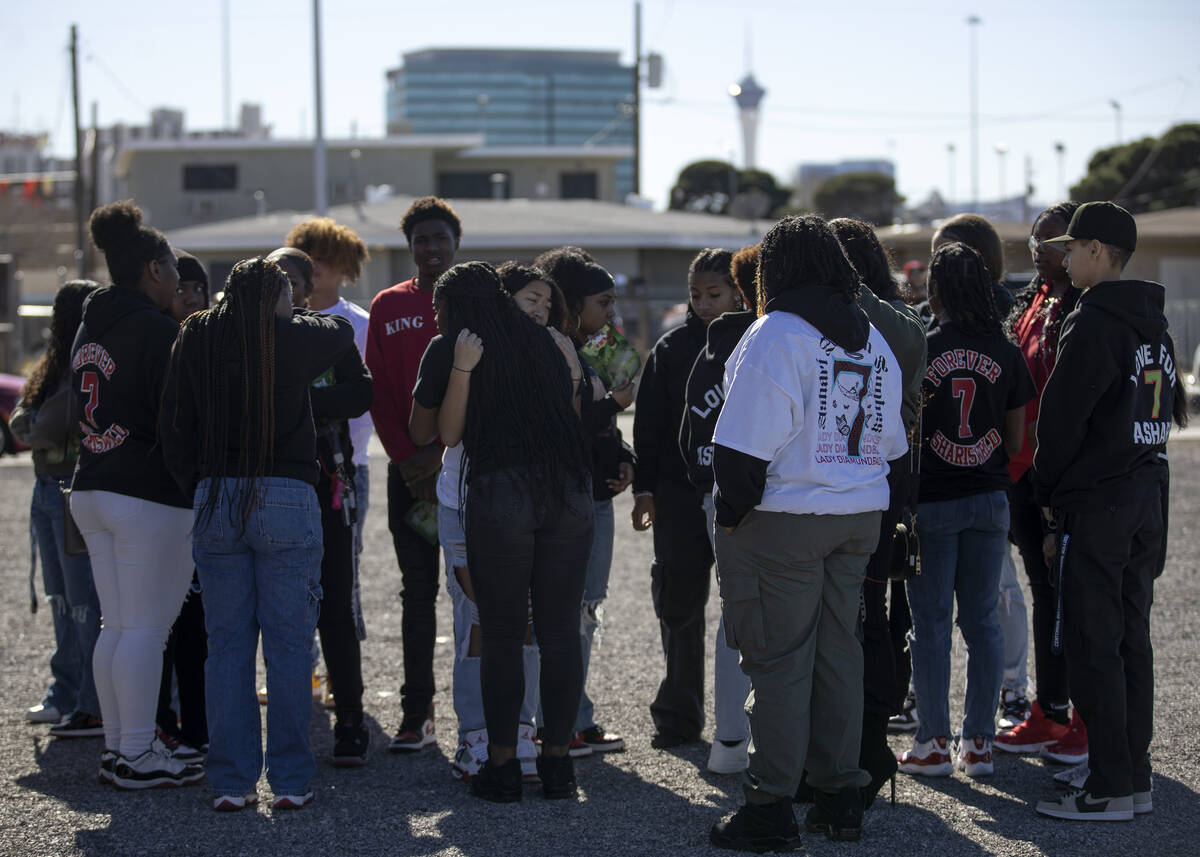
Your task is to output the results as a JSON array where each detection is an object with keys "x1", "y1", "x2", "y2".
[
  {"x1": 433, "y1": 261, "x2": 590, "y2": 501},
  {"x1": 173, "y1": 257, "x2": 289, "y2": 528},
  {"x1": 21, "y1": 280, "x2": 100, "y2": 409},
  {"x1": 757, "y1": 214, "x2": 861, "y2": 314},
  {"x1": 1005, "y1": 202, "x2": 1082, "y2": 353},
  {"x1": 828, "y1": 218, "x2": 901, "y2": 301},
  {"x1": 928, "y1": 242, "x2": 1004, "y2": 339}
]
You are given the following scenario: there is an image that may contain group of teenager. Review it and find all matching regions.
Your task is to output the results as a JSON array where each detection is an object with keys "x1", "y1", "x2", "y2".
[{"x1": 14, "y1": 191, "x2": 1176, "y2": 845}]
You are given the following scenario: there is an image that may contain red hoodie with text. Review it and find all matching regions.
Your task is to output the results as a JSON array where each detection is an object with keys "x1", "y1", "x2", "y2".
[{"x1": 366, "y1": 278, "x2": 437, "y2": 464}]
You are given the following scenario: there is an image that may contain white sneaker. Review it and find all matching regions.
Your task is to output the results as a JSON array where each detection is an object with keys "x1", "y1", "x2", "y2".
[
  {"x1": 213, "y1": 791, "x2": 259, "y2": 811},
  {"x1": 898, "y1": 736, "x2": 953, "y2": 777},
  {"x1": 112, "y1": 740, "x2": 205, "y2": 789},
  {"x1": 25, "y1": 703, "x2": 63, "y2": 724},
  {"x1": 955, "y1": 736, "x2": 994, "y2": 777},
  {"x1": 517, "y1": 722, "x2": 540, "y2": 783},
  {"x1": 272, "y1": 791, "x2": 313, "y2": 810},
  {"x1": 707, "y1": 738, "x2": 750, "y2": 774},
  {"x1": 451, "y1": 728, "x2": 488, "y2": 782}
]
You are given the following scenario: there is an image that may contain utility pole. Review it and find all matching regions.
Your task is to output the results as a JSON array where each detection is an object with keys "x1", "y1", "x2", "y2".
[
  {"x1": 312, "y1": 0, "x2": 327, "y2": 215},
  {"x1": 70, "y1": 24, "x2": 85, "y2": 276},
  {"x1": 87, "y1": 101, "x2": 100, "y2": 273},
  {"x1": 632, "y1": 0, "x2": 642, "y2": 197},
  {"x1": 966, "y1": 14, "x2": 981, "y2": 210},
  {"x1": 222, "y1": 0, "x2": 232, "y2": 129}
]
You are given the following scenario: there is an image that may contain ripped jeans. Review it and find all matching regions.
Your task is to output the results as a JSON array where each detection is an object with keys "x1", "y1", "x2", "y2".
[
  {"x1": 575, "y1": 498, "x2": 613, "y2": 733},
  {"x1": 193, "y1": 477, "x2": 323, "y2": 796},
  {"x1": 439, "y1": 502, "x2": 539, "y2": 739},
  {"x1": 30, "y1": 474, "x2": 101, "y2": 718}
]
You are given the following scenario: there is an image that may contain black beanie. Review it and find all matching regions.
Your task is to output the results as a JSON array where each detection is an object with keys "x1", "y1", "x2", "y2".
[
  {"x1": 174, "y1": 250, "x2": 208, "y2": 290},
  {"x1": 559, "y1": 261, "x2": 614, "y2": 301}
]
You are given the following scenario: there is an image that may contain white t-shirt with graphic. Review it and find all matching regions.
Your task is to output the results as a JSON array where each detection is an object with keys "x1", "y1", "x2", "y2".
[
  {"x1": 713, "y1": 310, "x2": 907, "y2": 517},
  {"x1": 325, "y1": 297, "x2": 374, "y2": 468}
]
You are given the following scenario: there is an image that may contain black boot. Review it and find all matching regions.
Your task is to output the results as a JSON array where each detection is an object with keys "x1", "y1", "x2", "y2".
[
  {"x1": 471, "y1": 757, "x2": 522, "y2": 803},
  {"x1": 858, "y1": 711, "x2": 898, "y2": 809},
  {"x1": 536, "y1": 753, "x2": 577, "y2": 800},
  {"x1": 805, "y1": 788, "x2": 863, "y2": 842},
  {"x1": 332, "y1": 710, "x2": 368, "y2": 768},
  {"x1": 710, "y1": 800, "x2": 800, "y2": 853}
]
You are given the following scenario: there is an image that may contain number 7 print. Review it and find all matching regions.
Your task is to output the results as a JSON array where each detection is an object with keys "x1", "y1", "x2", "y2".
[
  {"x1": 80, "y1": 370, "x2": 100, "y2": 427},
  {"x1": 1143, "y1": 369, "x2": 1162, "y2": 419},
  {"x1": 951, "y1": 377, "x2": 976, "y2": 439}
]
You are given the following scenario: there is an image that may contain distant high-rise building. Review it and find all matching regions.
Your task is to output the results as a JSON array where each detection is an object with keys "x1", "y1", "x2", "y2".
[
  {"x1": 385, "y1": 48, "x2": 636, "y2": 200},
  {"x1": 794, "y1": 159, "x2": 896, "y2": 209},
  {"x1": 729, "y1": 73, "x2": 766, "y2": 170}
]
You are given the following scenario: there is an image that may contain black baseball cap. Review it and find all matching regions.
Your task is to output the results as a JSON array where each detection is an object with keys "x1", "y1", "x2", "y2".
[{"x1": 1043, "y1": 201, "x2": 1136, "y2": 252}]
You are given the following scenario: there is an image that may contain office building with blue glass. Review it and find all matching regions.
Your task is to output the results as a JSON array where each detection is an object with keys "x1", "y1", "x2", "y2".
[{"x1": 386, "y1": 48, "x2": 635, "y2": 201}]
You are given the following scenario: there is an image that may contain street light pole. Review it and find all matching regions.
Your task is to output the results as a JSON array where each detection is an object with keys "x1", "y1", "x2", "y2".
[
  {"x1": 632, "y1": 0, "x2": 642, "y2": 197},
  {"x1": 312, "y1": 0, "x2": 327, "y2": 215},
  {"x1": 1110, "y1": 99, "x2": 1123, "y2": 144},
  {"x1": 995, "y1": 142, "x2": 1009, "y2": 201},
  {"x1": 946, "y1": 142, "x2": 956, "y2": 207},
  {"x1": 1054, "y1": 141, "x2": 1066, "y2": 200},
  {"x1": 967, "y1": 14, "x2": 981, "y2": 210}
]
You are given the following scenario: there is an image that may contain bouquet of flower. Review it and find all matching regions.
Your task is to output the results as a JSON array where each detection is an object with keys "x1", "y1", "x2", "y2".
[{"x1": 579, "y1": 323, "x2": 642, "y2": 388}]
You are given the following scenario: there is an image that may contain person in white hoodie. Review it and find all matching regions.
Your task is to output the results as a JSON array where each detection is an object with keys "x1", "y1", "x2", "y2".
[{"x1": 708, "y1": 215, "x2": 907, "y2": 850}]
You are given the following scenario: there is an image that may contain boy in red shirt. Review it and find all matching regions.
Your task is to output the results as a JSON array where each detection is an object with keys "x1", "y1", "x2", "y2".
[{"x1": 366, "y1": 196, "x2": 461, "y2": 751}]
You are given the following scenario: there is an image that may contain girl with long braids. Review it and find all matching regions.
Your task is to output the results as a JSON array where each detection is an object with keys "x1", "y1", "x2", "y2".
[
  {"x1": 68, "y1": 201, "x2": 201, "y2": 790},
  {"x1": 993, "y1": 202, "x2": 1087, "y2": 762},
  {"x1": 708, "y1": 215, "x2": 907, "y2": 848},
  {"x1": 898, "y1": 242, "x2": 1035, "y2": 782},
  {"x1": 11, "y1": 281, "x2": 103, "y2": 737},
  {"x1": 159, "y1": 257, "x2": 354, "y2": 811},
  {"x1": 409, "y1": 261, "x2": 592, "y2": 802}
]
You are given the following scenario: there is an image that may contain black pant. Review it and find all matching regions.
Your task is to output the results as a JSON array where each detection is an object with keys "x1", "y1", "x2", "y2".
[
  {"x1": 386, "y1": 463, "x2": 441, "y2": 723},
  {"x1": 157, "y1": 578, "x2": 208, "y2": 748},
  {"x1": 317, "y1": 475, "x2": 363, "y2": 716},
  {"x1": 862, "y1": 455, "x2": 910, "y2": 718},
  {"x1": 466, "y1": 468, "x2": 593, "y2": 748},
  {"x1": 888, "y1": 583, "x2": 913, "y2": 702},
  {"x1": 1009, "y1": 471, "x2": 1068, "y2": 707},
  {"x1": 649, "y1": 477, "x2": 714, "y2": 739},
  {"x1": 1061, "y1": 492, "x2": 1161, "y2": 798}
]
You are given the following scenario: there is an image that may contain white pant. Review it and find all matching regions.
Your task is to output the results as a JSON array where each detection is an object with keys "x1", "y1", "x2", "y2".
[{"x1": 71, "y1": 490, "x2": 193, "y2": 758}]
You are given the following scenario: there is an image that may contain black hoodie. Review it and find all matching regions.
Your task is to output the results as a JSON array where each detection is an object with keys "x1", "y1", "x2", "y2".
[
  {"x1": 1032, "y1": 279, "x2": 1177, "y2": 511},
  {"x1": 632, "y1": 308, "x2": 708, "y2": 495},
  {"x1": 713, "y1": 286, "x2": 872, "y2": 527},
  {"x1": 70, "y1": 286, "x2": 188, "y2": 508},
  {"x1": 679, "y1": 309, "x2": 756, "y2": 494}
]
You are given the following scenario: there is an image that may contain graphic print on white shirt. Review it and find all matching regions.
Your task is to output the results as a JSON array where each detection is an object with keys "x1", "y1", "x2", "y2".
[{"x1": 814, "y1": 337, "x2": 891, "y2": 464}]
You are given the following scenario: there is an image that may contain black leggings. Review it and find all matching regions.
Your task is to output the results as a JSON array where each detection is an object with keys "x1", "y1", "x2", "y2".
[
  {"x1": 1009, "y1": 471, "x2": 1068, "y2": 707},
  {"x1": 157, "y1": 577, "x2": 208, "y2": 748},
  {"x1": 862, "y1": 454, "x2": 911, "y2": 718},
  {"x1": 466, "y1": 468, "x2": 594, "y2": 749},
  {"x1": 317, "y1": 475, "x2": 363, "y2": 716}
]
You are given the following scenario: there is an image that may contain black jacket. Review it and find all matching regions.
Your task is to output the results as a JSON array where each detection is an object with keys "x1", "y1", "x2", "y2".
[
  {"x1": 679, "y1": 310, "x2": 756, "y2": 494},
  {"x1": 633, "y1": 309, "x2": 708, "y2": 495},
  {"x1": 714, "y1": 287, "x2": 872, "y2": 528},
  {"x1": 1032, "y1": 279, "x2": 1177, "y2": 511},
  {"x1": 579, "y1": 352, "x2": 635, "y2": 501},
  {"x1": 309, "y1": 324, "x2": 373, "y2": 481},
  {"x1": 70, "y1": 286, "x2": 189, "y2": 508},
  {"x1": 160, "y1": 309, "x2": 354, "y2": 498}
]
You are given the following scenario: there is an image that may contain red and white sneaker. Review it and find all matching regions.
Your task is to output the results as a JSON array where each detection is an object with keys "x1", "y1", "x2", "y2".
[
  {"x1": 994, "y1": 702, "x2": 1069, "y2": 753},
  {"x1": 897, "y1": 736, "x2": 953, "y2": 777},
  {"x1": 1041, "y1": 713, "x2": 1088, "y2": 764},
  {"x1": 272, "y1": 791, "x2": 313, "y2": 810},
  {"x1": 389, "y1": 717, "x2": 436, "y2": 753},
  {"x1": 955, "y1": 736, "x2": 994, "y2": 777},
  {"x1": 451, "y1": 728, "x2": 488, "y2": 782},
  {"x1": 517, "y1": 722, "x2": 540, "y2": 783},
  {"x1": 567, "y1": 733, "x2": 594, "y2": 758}
]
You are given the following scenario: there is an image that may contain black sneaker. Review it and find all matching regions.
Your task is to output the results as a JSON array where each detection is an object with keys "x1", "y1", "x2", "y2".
[
  {"x1": 710, "y1": 801, "x2": 800, "y2": 853},
  {"x1": 536, "y1": 753, "x2": 577, "y2": 800},
  {"x1": 580, "y1": 724, "x2": 625, "y2": 753},
  {"x1": 333, "y1": 720, "x2": 369, "y2": 767},
  {"x1": 470, "y1": 758, "x2": 522, "y2": 803},
  {"x1": 998, "y1": 688, "x2": 1032, "y2": 731},
  {"x1": 805, "y1": 788, "x2": 863, "y2": 842},
  {"x1": 49, "y1": 712, "x2": 104, "y2": 738}
]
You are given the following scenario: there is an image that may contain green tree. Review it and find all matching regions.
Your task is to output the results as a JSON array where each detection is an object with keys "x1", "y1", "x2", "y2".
[
  {"x1": 812, "y1": 172, "x2": 903, "y2": 225},
  {"x1": 1070, "y1": 123, "x2": 1200, "y2": 213},
  {"x1": 669, "y1": 160, "x2": 791, "y2": 217}
]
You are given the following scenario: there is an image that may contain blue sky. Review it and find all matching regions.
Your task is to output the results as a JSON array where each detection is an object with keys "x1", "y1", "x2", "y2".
[{"x1": 6, "y1": 0, "x2": 1198, "y2": 211}]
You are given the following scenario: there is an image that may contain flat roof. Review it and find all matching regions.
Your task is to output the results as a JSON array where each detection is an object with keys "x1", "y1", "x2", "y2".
[{"x1": 165, "y1": 196, "x2": 770, "y2": 254}]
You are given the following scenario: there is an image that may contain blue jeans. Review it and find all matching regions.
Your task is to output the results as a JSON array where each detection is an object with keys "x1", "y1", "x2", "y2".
[
  {"x1": 440, "y1": 502, "x2": 539, "y2": 738},
  {"x1": 575, "y1": 498, "x2": 613, "y2": 732},
  {"x1": 194, "y1": 478, "x2": 323, "y2": 796},
  {"x1": 907, "y1": 491, "x2": 1008, "y2": 743},
  {"x1": 351, "y1": 464, "x2": 369, "y2": 641},
  {"x1": 998, "y1": 546, "x2": 1029, "y2": 695},
  {"x1": 30, "y1": 474, "x2": 101, "y2": 718}
]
